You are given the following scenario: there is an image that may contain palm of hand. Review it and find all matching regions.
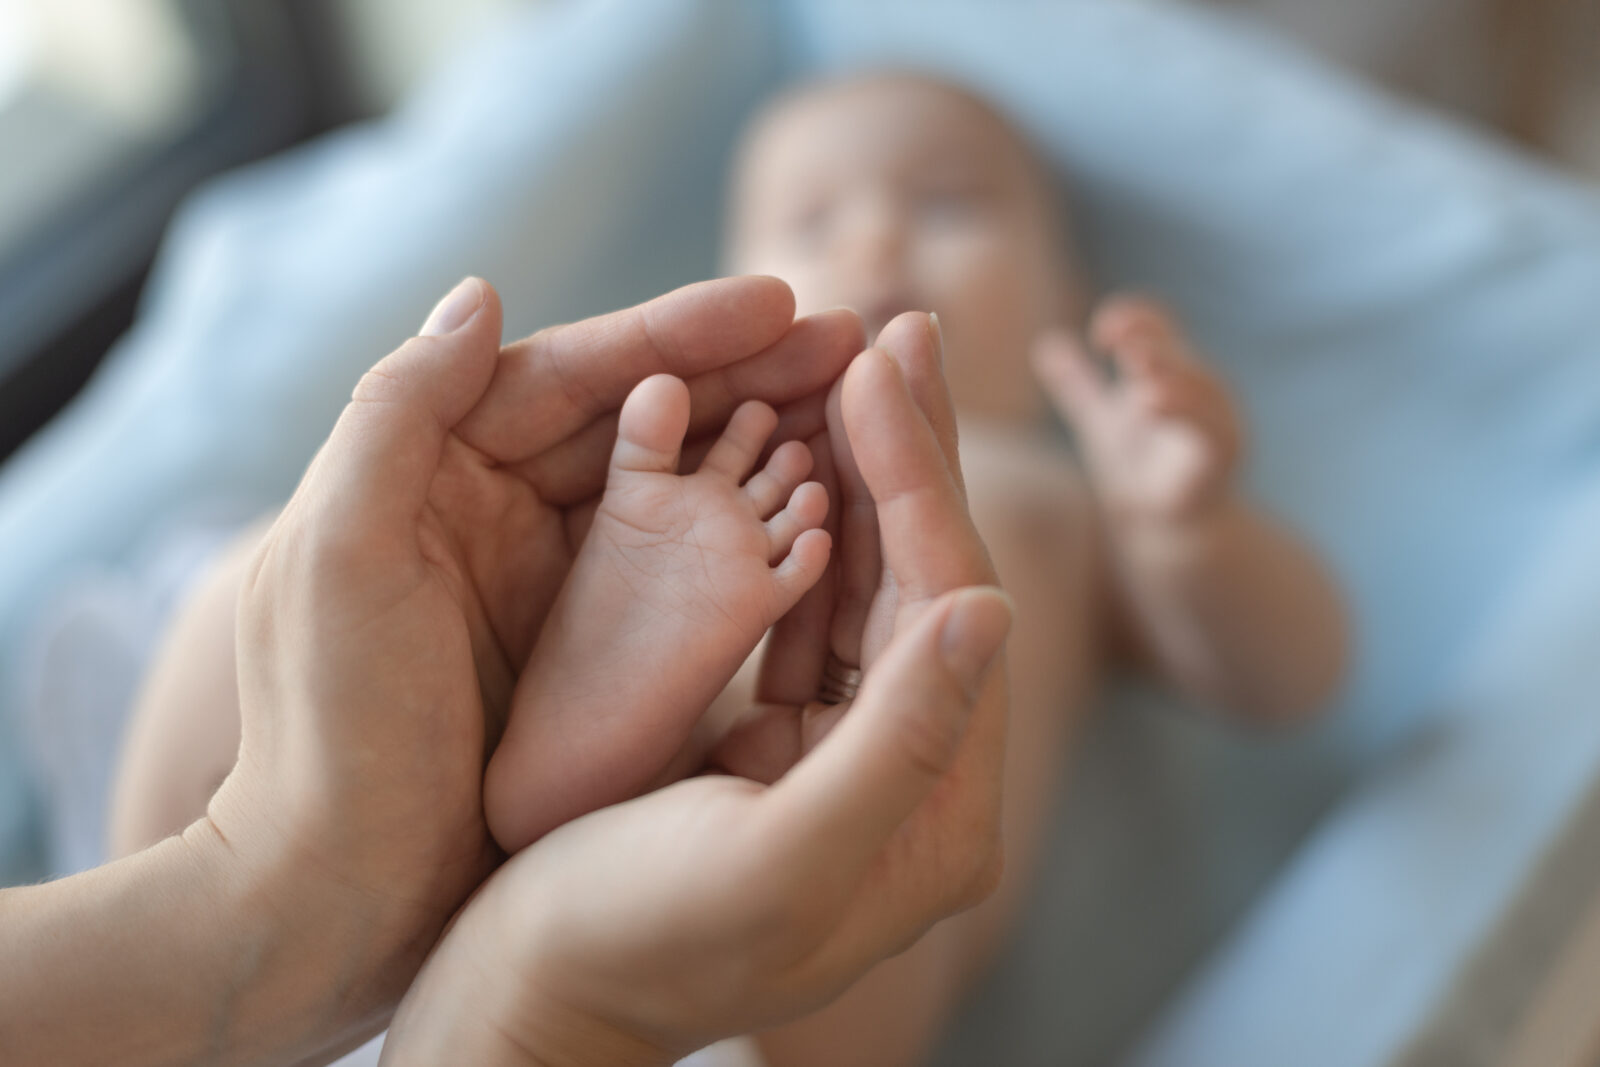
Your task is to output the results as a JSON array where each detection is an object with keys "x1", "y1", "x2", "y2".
[
  {"x1": 1085, "y1": 394, "x2": 1225, "y2": 521},
  {"x1": 420, "y1": 436, "x2": 583, "y2": 736},
  {"x1": 230, "y1": 433, "x2": 593, "y2": 913},
  {"x1": 1034, "y1": 298, "x2": 1243, "y2": 526},
  {"x1": 221, "y1": 277, "x2": 864, "y2": 1046}
]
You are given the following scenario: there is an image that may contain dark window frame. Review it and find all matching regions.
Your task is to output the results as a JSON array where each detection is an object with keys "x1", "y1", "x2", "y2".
[{"x1": 0, "y1": 0, "x2": 360, "y2": 462}]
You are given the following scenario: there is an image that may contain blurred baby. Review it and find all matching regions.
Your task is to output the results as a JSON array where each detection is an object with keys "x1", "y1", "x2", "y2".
[{"x1": 707, "y1": 70, "x2": 1349, "y2": 1065}]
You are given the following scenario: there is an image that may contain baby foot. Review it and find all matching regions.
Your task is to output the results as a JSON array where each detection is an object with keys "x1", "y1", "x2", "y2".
[
  {"x1": 485, "y1": 374, "x2": 832, "y2": 851},
  {"x1": 1032, "y1": 296, "x2": 1242, "y2": 525}
]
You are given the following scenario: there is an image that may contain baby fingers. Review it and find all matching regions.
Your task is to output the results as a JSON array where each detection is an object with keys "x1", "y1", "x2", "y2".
[
  {"x1": 1138, "y1": 374, "x2": 1242, "y2": 459},
  {"x1": 1091, "y1": 295, "x2": 1186, "y2": 360}
]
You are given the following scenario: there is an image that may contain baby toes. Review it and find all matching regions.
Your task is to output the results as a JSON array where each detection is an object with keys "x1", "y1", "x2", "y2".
[
  {"x1": 743, "y1": 439, "x2": 815, "y2": 519},
  {"x1": 698, "y1": 399, "x2": 779, "y2": 481},
  {"x1": 771, "y1": 527, "x2": 832, "y2": 605},
  {"x1": 765, "y1": 480, "x2": 829, "y2": 563}
]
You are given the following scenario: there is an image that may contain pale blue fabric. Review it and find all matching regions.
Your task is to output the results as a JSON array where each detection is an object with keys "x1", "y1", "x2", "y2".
[{"x1": 3, "y1": 1, "x2": 1599, "y2": 1062}]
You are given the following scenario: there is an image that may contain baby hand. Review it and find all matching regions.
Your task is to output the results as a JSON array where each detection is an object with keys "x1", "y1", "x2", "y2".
[
  {"x1": 1033, "y1": 296, "x2": 1242, "y2": 525},
  {"x1": 484, "y1": 374, "x2": 832, "y2": 853}
]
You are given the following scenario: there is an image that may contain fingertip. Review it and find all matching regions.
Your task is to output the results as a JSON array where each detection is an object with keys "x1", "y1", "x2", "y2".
[
  {"x1": 714, "y1": 275, "x2": 797, "y2": 335},
  {"x1": 841, "y1": 347, "x2": 907, "y2": 422},
  {"x1": 874, "y1": 311, "x2": 946, "y2": 412},
  {"x1": 803, "y1": 306, "x2": 869, "y2": 358},
  {"x1": 741, "y1": 273, "x2": 798, "y2": 313},
  {"x1": 420, "y1": 276, "x2": 485, "y2": 337},
  {"x1": 937, "y1": 587, "x2": 1014, "y2": 698},
  {"x1": 839, "y1": 346, "x2": 921, "y2": 467},
  {"x1": 875, "y1": 310, "x2": 936, "y2": 363}
]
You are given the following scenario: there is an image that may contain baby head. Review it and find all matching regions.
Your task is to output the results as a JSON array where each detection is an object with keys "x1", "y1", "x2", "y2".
[{"x1": 723, "y1": 72, "x2": 1087, "y2": 421}]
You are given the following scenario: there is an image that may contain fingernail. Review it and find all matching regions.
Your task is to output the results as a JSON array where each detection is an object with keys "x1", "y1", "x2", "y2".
[
  {"x1": 940, "y1": 587, "x2": 1013, "y2": 696},
  {"x1": 421, "y1": 277, "x2": 485, "y2": 336},
  {"x1": 928, "y1": 312, "x2": 945, "y2": 367}
]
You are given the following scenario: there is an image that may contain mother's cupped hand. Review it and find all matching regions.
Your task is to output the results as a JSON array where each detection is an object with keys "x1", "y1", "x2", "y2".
[{"x1": 201, "y1": 275, "x2": 863, "y2": 1060}]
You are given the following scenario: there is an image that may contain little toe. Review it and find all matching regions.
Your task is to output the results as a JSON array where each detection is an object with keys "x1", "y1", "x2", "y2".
[
  {"x1": 765, "y1": 480, "x2": 829, "y2": 561},
  {"x1": 772, "y1": 527, "x2": 832, "y2": 605}
]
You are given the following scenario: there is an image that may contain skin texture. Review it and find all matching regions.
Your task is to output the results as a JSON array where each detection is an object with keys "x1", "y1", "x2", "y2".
[{"x1": 485, "y1": 376, "x2": 833, "y2": 852}]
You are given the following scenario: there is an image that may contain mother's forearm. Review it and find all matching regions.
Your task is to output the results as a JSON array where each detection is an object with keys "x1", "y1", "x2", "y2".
[{"x1": 0, "y1": 818, "x2": 391, "y2": 1066}]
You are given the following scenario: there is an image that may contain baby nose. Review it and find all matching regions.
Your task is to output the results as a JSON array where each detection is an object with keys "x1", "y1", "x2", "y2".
[{"x1": 841, "y1": 201, "x2": 908, "y2": 275}]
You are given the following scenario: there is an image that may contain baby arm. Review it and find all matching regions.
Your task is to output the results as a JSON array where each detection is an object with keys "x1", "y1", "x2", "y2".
[
  {"x1": 108, "y1": 516, "x2": 271, "y2": 860},
  {"x1": 484, "y1": 374, "x2": 832, "y2": 852},
  {"x1": 1035, "y1": 297, "x2": 1347, "y2": 724}
]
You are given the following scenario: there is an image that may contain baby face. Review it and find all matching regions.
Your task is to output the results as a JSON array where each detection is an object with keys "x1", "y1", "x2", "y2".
[{"x1": 725, "y1": 75, "x2": 1083, "y2": 421}]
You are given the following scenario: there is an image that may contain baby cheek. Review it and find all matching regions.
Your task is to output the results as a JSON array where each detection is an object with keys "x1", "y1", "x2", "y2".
[
  {"x1": 918, "y1": 232, "x2": 1037, "y2": 332},
  {"x1": 744, "y1": 250, "x2": 842, "y2": 319}
]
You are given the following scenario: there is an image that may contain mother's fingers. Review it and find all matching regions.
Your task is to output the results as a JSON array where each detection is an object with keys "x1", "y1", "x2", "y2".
[
  {"x1": 457, "y1": 278, "x2": 862, "y2": 467},
  {"x1": 456, "y1": 275, "x2": 790, "y2": 461},
  {"x1": 824, "y1": 368, "x2": 884, "y2": 668},
  {"x1": 755, "y1": 587, "x2": 1012, "y2": 900},
  {"x1": 307, "y1": 277, "x2": 502, "y2": 536},
  {"x1": 873, "y1": 312, "x2": 964, "y2": 497},
  {"x1": 841, "y1": 348, "x2": 996, "y2": 605},
  {"x1": 500, "y1": 310, "x2": 862, "y2": 505}
]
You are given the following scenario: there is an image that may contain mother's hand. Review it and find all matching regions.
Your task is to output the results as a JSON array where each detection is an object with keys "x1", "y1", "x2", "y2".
[
  {"x1": 379, "y1": 312, "x2": 1011, "y2": 1067},
  {"x1": 203, "y1": 276, "x2": 862, "y2": 1058},
  {"x1": 717, "y1": 310, "x2": 1007, "y2": 933}
]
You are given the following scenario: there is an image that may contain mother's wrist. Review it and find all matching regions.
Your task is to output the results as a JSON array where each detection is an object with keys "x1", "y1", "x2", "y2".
[
  {"x1": 381, "y1": 923, "x2": 678, "y2": 1067},
  {"x1": 0, "y1": 819, "x2": 388, "y2": 1067},
  {"x1": 174, "y1": 813, "x2": 406, "y2": 1063}
]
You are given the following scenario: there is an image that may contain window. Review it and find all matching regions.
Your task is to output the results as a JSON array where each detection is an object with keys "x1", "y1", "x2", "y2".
[{"x1": 0, "y1": 0, "x2": 323, "y2": 461}]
